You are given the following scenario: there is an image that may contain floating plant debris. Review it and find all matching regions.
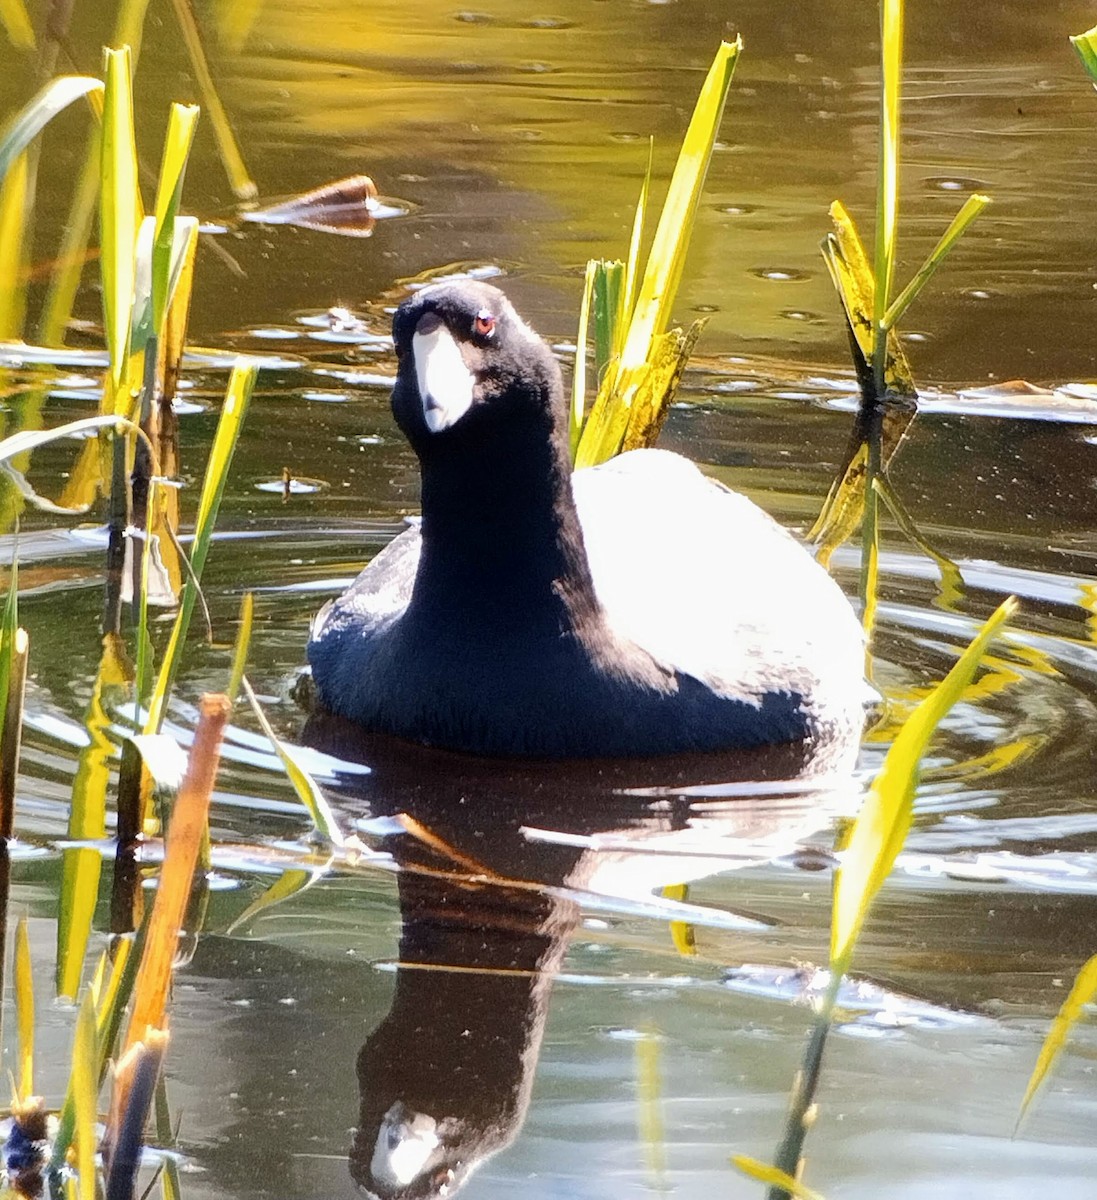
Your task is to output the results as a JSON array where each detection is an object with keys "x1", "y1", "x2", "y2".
[{"x1": 243, "y1": 175, "x2": 412, "y2": 237}]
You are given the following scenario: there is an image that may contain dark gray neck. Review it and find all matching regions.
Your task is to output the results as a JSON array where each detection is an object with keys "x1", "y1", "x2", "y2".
[{"x1": 408, "y1": 410, "x2": 600, "y2": 638}]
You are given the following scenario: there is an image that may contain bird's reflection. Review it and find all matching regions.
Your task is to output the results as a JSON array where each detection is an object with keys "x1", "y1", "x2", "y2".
[{"x1": 303, "y1": 714, "x2": 859, "y2": 1199}]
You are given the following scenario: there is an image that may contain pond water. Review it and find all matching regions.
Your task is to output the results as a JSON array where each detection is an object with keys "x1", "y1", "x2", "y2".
[{"x1": 3, "y1": 1, "x2": 1097, "y2": 1198}]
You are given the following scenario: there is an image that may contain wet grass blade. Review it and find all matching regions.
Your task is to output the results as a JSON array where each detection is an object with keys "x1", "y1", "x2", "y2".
[
  {"x1": 0, "y1": 0, "x2": 36, "y2": 51},
  {"x1": 145, "y1": 360, "x2": 257, "y2": 735},
  {"x1": 0, "y1": 76, "x2": 104, "y2": 184},
  {"x1": 240, "y1": 675, "x2": 345, "y2": 847},
  {"x1": 574, "y1": 38, "x2": 740, "y2": 467},
  {"x1": 71, "y1": 989, "x2": 99, "y2": 1200},
  {"x1": 0, "y1": 556, "x2": 22, "y2": 841},
  {"x1": 0, "y1": 152, "x2": 30, "y2": 339},
  {"x1": 168, "y1": 0, "x2": 257, "y2": 200},
  {"x1": 871, "y1": 0, "x2": 903, "y2": 395},
  {"x1": 101, "y1": 46, "x2": 141, "y2": 410},
  {"x1": 1017, "y1": 952, "x2": 1097, "y2": 1130},
  {"x1": 733, "y1": 1156, "x2": 826, "y2": 1200},
  {"x1": 883, "y1": 193, "x2": 990, "y2": 331},
  {"x1": 570, "y1": 261, "x2": 596, "y2": 457},
  {"x1": 225, "y1": 866, "x2": 321, "y2": 935},
  {"x1": 227, "y1": 591, "x2": 253, "y2": 705},
  {"x1": 621, "y1": 141, "x2": 653, "y2": 333},
  {"x1": 151, "y1": 104, "x2": 199, "y2": 336},
  {"x1": 117, "y1": 694, "x2": 227, "y2": 1121},
  {"x1": 14, "y1": 915, "x2": 33, "y2": 1100},
  {"x1": 591, "y1": 259, "x2": 625, "y2": 388},
  {"x1": 1071, "y1": 25, "x2": 1097, "y2": 83},
  {"x1": 831, "y1": 596, "x2": 1018, "y2": 971}
]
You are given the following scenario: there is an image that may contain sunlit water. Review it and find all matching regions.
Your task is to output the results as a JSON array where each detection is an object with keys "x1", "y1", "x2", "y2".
[{"x1": 2, "y1": 2, "x2": 1097, "y2": 1197}]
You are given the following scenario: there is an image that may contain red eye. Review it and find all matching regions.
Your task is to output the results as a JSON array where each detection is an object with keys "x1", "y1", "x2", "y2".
[{"x1": 474, "y1": 309, "x2": 495, "y2": 338}]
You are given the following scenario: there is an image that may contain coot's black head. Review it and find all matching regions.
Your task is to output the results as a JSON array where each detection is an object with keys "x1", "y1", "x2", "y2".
[{"x1": 390, "y1": 282, "x2": 563, "y2": 457}]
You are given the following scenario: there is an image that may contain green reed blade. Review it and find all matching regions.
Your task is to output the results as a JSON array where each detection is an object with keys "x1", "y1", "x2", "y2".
[
  {"x1": 591, "y1": 259, "x2": 625, "y2": 389},
  {"x1": 575, "y1": 39, "x2": 740, "y2": 468},
  {"x1": 225, "y1": 866, "x2": 322, "y2": 935},
  {"x1": 240, "y1": 675, "x2": 345, "y2": 847},
  {"x1": 570, "y1": 261, "x2": 596, "y2": 458},
  {"x1": 0, "y1": 0, "x2": 35, "y2": 51},
  {"x1": 621, "y1": 38, "x2": 739, "y2": 367},
  {"x1": 732, "y1": 1156, "x2": 827, "y2": 1200},
  {"x1": 1017, "y1": 952, "x2": 1097, "y2": 1130},
  {"x1": 151, "y1": 104, "x2": 199, "y2": 337},
  {"x1": 14, "y1": 916, "x2": 33, "y2": 1100},
  {"x1": 1071, "y1": 25, "x2": 1097, "y2": 84},
  {"x1": 872, "y1": 0, "x2": 903, "y2": 395},
  {"x1": 145, "y1": 359, "x2": 257, "y2": 735},
  {"x1": 101, "y1": 46, "x2": 141, "y2": 406},
  {"x1": 228, "y1": 592, "x2": 254, "y2": 706},
  {"x1": 621, "y1": 139, "x2": 653, "y2": 340},
  {"x1": 72, "y1": 989, "x2": 99, "y2": 1200},
  {"x1": 0, "y1": 76, "x2": 103, "y2": 185},
  {"x1": 0, "y1": 152, "x2": 31, "y2": 340},
  {"x1": 168, "y1": 0, "x2": 257, "y2": 199},
  {"x1": 0, "y1": 414, "x2": 152, "y2": 464},
  {"x1": 883, "y1": 193, "x2": 990, "y2": 330},
  {"x1": 831, "y1": 596, "x2": 1018, "y2": 971}
]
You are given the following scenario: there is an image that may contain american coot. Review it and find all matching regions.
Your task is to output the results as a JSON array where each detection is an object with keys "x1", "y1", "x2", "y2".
[{"x1": 308, "y1": 281, "x2": 867, "y2": 760}]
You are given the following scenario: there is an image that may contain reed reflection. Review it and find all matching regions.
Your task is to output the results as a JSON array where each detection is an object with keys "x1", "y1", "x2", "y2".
[{"x1": 304, "y1": 715, "x2": 858, "y2": 1199}]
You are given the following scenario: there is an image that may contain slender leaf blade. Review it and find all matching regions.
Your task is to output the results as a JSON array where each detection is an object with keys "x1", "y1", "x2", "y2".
[
  {"x1": 732, "y1": 1156, "x2": 827, "y2": 1200},
  {"x1": 831, "y1": 596, "x2": 1018, "y2": 969},
  {"x1": 0, "y1": 76, "x2": 103, "y2": 185},
  {"x1": 14, "y1": 916, "x2": 33, "y2": 1100},
  {"x1": 0, "y1": 0, "x2": 36, "y2": 51},
  {"x1": 1018, "y1": 952, "x2": 1097, "y2": 1128},
  {"x1": 1071, "y1": 25, "x2": 1097, "y2": 84},
  {"x1": 151, "y1": 103, "x2": 199, "y2": 336}
]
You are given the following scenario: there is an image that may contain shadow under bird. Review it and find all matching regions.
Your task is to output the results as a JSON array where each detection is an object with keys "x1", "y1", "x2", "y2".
[{"x1": 307, "y1": 281, "x2": 867, "y2": 761}]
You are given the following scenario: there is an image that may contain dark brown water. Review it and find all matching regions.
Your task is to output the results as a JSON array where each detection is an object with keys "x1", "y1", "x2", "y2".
[{"x1": 3, "y1": 2, "x2": 1097, "y2": 1197}]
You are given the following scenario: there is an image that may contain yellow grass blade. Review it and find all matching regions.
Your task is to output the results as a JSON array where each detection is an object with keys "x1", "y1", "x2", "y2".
[
  {"x1": 145, "y1": 360, "x2": 257, "y2": 735},
  {"x1": 0, "y1": 152, "x2": 30, "y2": 339},
  {"x1": 872, "y1": 0, "x2": 903, "y2": 392},
  {"x1": 168, "y1": 0, "x2": 257, "y2": 200},
  {"x1": 0, "y1": 0, "x2": 35, "y2": 52},
  {"x1": 570, "y1": 260, "x2": 596, "y2": 458},
  {"x1": 225, "y1": 866, "x2": 319, "y2": 934},
  {"x1": 621, "y1": 38, "x2": 739, "y2": 367},
  {"x1": 635, "y1": 1029, "x2": 666, "y2": 1188},
  {"x1": 621, "y1": 140, "x2": 653, "y2": 337},
  {"x1": 731, "y1": 1155, "x2": 827, "y2": 1200},
  {"x1": 0, "y1": 76, "x2": 103, "y2": 184},
  {"x1": 152, "y1": 104, "x2": 199, "y2": 336},
  {"x1": 14, "y1": 916, "x2": 33, "y2": 1100},
  {"x1": 240, "y1": 675, "x2": 345, "y2": 847},
  {"x1": 1071, "y1": 25, "x2": 1097, "y2": 84},
  {"x1": 883, "y1": 193, "x2": 990, "y2": 330},
  {"x1": 71, "y1": 989, "x2": 99, "y2": 1200},
  {"x1": 1017, "y1": 952, "x2": 1097, "y2": 1129},
  {"x1": 831, "y1": 596, "x2": 1017, "y2": 970},
  {"x1": 574, "y1": 38, "x2": 740, "y2": 468},
  {"x1": 227, "y1": 592, "x2": 253, "y2": 705},
  {"x1": 120, "y1": 694, "x2": 226, "y2": 1116},
  {"x1": 101, "y1": 46, "x2": 141, "y2": 408}
]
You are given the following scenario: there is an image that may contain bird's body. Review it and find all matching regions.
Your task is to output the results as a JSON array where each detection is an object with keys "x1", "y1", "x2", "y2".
[{"x1": 308, "y1": 282, "x2": 866, "y2": 761}]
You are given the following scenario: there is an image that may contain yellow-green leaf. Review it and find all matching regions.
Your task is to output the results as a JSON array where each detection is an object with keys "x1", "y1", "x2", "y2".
[
  {"x1": 101, "y1": 46, "x2": 141, "y2": 405},
  {"x1": 0, "y1": 0, "x2": 36, "y2": 52},
  {"x1": 0, "y1": 76, "x2": 103, "y2": 185},
  {"x1": 731, "y1": 1155, "x2": 827, "y2": 1200},
  {"x1": 1071, "y1": 25, "x2": 1097, "y2": 84},
  {"x1": 14, "y1": 916, "x2": 33, "y2": 1100},
  {"x1": 168, "y1": 0, "x2": 256, "y2": 199},
  {"x1": 831, "y1": 596, "x2": 1018, "y2": 969},
  {"x1": 228, "y1": 591, "x2": 254, "y2": 705},
  {"x1": 1017, "y1": 952, "x2": 1097, "y2": 1128},
  {"x1": 241, "y1": 675, "x2": 345, "y2": 848},
  {"x1": 71, "y1": 990, "x2": 99, "y2": 1200},
  {"x1": 151, "y1": 103, "x2": 199, "y2": 336}
]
